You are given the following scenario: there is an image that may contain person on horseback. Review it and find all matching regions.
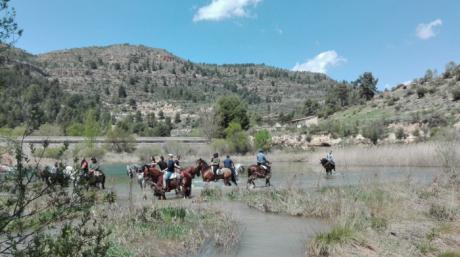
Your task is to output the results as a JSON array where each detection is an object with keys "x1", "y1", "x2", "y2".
[
  {"x1": 257, "y1": 149, "x2": 271, "y2": 173},
  {"x1": 89, "y1": 157, "x2": 100, "y2": 175},
  {"x1": 163, "y1": 154, "x2": 180, "y2": 190},
  {"x1": 211, "y1": 153, "x2": 220, "y2": 182},
  {"x1": 325, "y1": 151, "x2": 335, "y2": 166},
  {"x1": 150, "y1": 156, "x2": 157, "y2": 168},
  {"x1": 224, "y1": 155, "x2": 237, "y2": 185},
  {"x1": 157, "y1": 155, "x2": 168, "y2": 171}
]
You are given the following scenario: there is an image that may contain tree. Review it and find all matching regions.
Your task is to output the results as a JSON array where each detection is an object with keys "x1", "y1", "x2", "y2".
[
  {"x1": 215, "y1": 96, "x2": 250, "y2": 138},
  {"x1": 355, "y1": 72, "x2": 378, "y2": 101},
  {"x1": 0, "y1": 0, "x2": 23, "y2": 48},
  {"x1": 302, "y1": 99, "x2": 320, "y2": 116},
  {"x1": 118, "y1": 85, "x2": 127, "y2": 98},
  {"x1": 158, "y1": 110, "x2": 165, "y2": 120},
  {"x1": 254, "y1": 129, "x2": 272, "y2": 152},
  {"x1": 174, "y1": 113, "x2": 181, "y2": 124}
]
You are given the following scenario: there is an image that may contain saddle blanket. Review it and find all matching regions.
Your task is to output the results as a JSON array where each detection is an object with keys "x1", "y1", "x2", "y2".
[{"x1": 169, "y1": 172, "x2": 181, "y2": 180}]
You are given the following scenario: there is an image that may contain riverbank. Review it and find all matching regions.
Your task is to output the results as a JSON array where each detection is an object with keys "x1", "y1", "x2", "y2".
[{"x1": 202, "y1": 172, "x2": 459, "y2": 257}]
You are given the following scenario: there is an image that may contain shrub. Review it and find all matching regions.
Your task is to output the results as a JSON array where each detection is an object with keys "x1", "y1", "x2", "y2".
[
  {"x1": 254, "y1": 129, "x2": 272, "y2": 152},
  {"x1": 395, "y1": 128, "x2": 406, "y2": 140},
  {"x1": 452, "y1": 87, "x2": 460, "y2": 101},
  {"x1": 225, "y1": 122, "x2": 251, "y2": 154},
  {"x1": 362, "y1": 123, "x2": 385, "y2": 145},
  {"x1": 212, "y1": 139, "x2": 231, "y2": 154},
  {"x1": 135, "y1": 145, "x2": 162, "y2": 163},
  {"x1": 417, "y1": 87, "x2": 427, "y2": 98},
  {"x1": 105, "y1": 127, "x2": 136, "y2": 153},
  {"x1": 32, "y1": 123, "x2": 64, "y2": 136},
  {"x1": 308, "y1": 224, "x2": 355, "y2": 257},
  {"x1": 429, "y1": 203, "x2": 454, "y2": 221}
]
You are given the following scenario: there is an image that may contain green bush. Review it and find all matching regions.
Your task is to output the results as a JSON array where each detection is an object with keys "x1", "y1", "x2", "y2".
[
  {"x1": 32, "y1": 123, "x2": 64, "y2": 136},
  {"x1": 362, "y1": 122, "x2": 385, "y2": 144},
  {"x1": 254, "y1": 129, "x2": 272, "y2": 152},
  {"x1": 33, "y1": 145, "x2": 68, "y2": 159},
  {"x1": 225, "y1": 122, "x2": 251, "y2": 154}
]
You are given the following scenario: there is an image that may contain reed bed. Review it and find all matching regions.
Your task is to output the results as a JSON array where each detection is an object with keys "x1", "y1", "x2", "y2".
[{"x1": 93, "y1": 201, "x2": 239, "y2": 257}]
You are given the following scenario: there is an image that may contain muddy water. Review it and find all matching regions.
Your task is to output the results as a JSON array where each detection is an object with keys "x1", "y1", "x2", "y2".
[
  {"x1": 101, "y1": 163, "x2": 439, "y2": 257},
  {"x1": 197, "y1": 202, "x2": 327, "y2": 257}
]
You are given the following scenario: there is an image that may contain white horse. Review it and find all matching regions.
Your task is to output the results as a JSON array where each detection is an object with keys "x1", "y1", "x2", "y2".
[
  {"x1": 127, "y1": 164, "x2": 146, "y2": 190},
  {"x1": 234, "y1": 163, "x2": 245, "y2": 178}
]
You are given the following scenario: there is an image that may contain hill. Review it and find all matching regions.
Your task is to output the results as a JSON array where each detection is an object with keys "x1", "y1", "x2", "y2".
[{"x1": 35, "y1": 44, "x2": 339, "y2": 115}]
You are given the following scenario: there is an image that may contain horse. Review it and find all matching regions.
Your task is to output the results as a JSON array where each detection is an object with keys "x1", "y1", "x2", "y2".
[
  {"x1": 196, "y1": 158, "x2": 235, "y2": 186},
  {"x1": 234, "y1": 163, "x2": 245, "y2": 177},
  {"x1": 37, "y1": 165, "x2": 74, "y2": 187},
  {"x1": 320, "y1": 158, "x2": 335, "y2": 175},
  {"x1": 247, "y1": 164, "x2": 272, "y2": 188},
  {"x1": 143, "y1": 163, "x2": 201, "y2": 200},
  {"x1": 127, "y1": 164, "x2": 146, "y2": 190},
  {"x1": 76, "y1": 170, "x2": 106, "y2": 190}
]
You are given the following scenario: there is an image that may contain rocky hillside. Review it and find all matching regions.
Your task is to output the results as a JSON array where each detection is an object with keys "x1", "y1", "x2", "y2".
[{"x1": 34, "y1": 44, "x2": 338, "y2": 115}]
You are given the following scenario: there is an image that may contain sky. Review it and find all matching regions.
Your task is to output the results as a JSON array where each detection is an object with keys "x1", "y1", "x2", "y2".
[{"x1": 11, "y1": 0, "x2": 460, "y2": 89}]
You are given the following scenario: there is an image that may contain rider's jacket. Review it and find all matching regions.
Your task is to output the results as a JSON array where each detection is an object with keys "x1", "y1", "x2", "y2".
[
  {"x1": 223, "y1": 158, "x2": 233, "y2": 169},
  {"x1": 89, "y1": 162, "x2": 100, "y2": 171},
  {"x1": 158, "y1": 161, "x2": 167, "y2": 170},
  {"x1": 167, "y1": 160, "x2": 175, "y2": 173},
  {"x1": 257, "y1": 153, "x2": 267, "y2": 165},
  {"x1": 211, "y1": 157, "x2": 220, "y2": 167}
]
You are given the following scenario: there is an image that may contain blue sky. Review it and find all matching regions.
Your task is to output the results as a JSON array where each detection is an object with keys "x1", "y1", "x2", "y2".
[{"x1": 11, "y1": 0, "x2": 460, "y2": 89}]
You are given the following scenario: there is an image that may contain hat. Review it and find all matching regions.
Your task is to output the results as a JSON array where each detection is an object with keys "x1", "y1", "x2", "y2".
[{"x1": 168, "y1": 154, "x2": 173, "y2": 157}]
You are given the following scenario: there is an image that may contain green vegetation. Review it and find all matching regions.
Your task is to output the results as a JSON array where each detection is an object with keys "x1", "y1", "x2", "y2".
[
  {"x1": 224, "y1": 122, "x2": 251, "y2": 154},
  {"x1": 254, "y1": 129, "x2": 272, "y2": 152},
  {"x1": 105, "y1": 126, "x2": 136, "y2": 153},
  {"x1": 215, "y1": 95, "x2": 250, "y2": 138}
]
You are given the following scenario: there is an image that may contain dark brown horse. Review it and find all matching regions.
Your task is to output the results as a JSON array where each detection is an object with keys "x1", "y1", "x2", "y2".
[
  {"x1": 196, "y1": 159, "x2": 234, "y2": 186},
  {"x1": 247, "y1": 164, "x2": 271, "y2": 188},
  {"x1": 320, "y1": 158, "x2": 335, "y2": 175}
]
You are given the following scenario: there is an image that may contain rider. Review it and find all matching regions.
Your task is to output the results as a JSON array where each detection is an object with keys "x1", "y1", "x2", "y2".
[
  {"x1": 89, "y1": 157, "x2": 100, "y2": 175},
  {"x1": 211, "y1": 153, "x2": 220, "y2": 181},
  {"x1": 150, "y1": 156, "x2": 157, "y2": 168},
  {"x1": 157, "y1": 156, "x2": 168, "y2": 171},
  {"x1": 224, "y1": 155, "x2": 237, "y2": 185},
  {"x1": 325, "y1": 151, "x2": 335, "y2": 166},
  {"x1": 257, "y1": 149, "x2": 270, "y2": 173},
  {"x1": 163, "y1": 154, "x2": 181, "y2": 190}
]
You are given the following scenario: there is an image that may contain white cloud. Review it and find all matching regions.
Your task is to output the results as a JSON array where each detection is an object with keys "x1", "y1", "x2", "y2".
[
  {"x1": 292, "y1": 50, "x2": 346, "y2": 74},
  {"x1": 193, "y1": 0, "x2": 261, "y2": 22},
  {"x1": 416, "y1": 19, "x2": 442, "y2": 40}
]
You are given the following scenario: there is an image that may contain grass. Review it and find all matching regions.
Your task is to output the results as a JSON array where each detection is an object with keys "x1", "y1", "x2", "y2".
[
  {"x1": 99, "y1": 203, "x2": 239, "y2": 257},
  {"x1": 439, "y1": 252, "x2": 460, "y2": 257},
  {"x1": 308, "y1": 224, "x2": 356, "y2": 257}
]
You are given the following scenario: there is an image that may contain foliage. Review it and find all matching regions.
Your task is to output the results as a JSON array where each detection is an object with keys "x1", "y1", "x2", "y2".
[
  {"x1": 0, "y1": 139, "x2": 110, "y2": 256},
  {"x1": 215, "y1": 96, "x2": 250, "y2": 138},
  {"x1": 362, "y1": 122, "x2": 385, "y2": 144},
  {"x1": 302, "y1": 99, "x2": 320, "y2": 116},
  {"x1": 395, "y1": 127, "x2": 407, "y2": 140},
  {"x1": 355, "y1": 72, "x2": 378, "y2": 100},
  {"x1": 0, "y1": 0, "x2": 23, "y2": 47},
  {"x1": 32, "y1": 143, "x2": 68, "y2": 159},
  {"x1": 224, "y1": 122, "x2": 251, "y2": 154},
  {"x1": 32, "y1": 123, "x2": 64, "y2": 136},
  {"x1": 254, "y1": 129, "x2": 272, "y2": 152},
  {"x1": 452, "y1": 87, "x2": 460, "y2": 101},
  {"x1": 135, "y1": 145, "x2": 162, "y2": 163},
  {"x1": 417, "y1": 87, "x2": 427, "y2": 98},
  {"x1": 105, "y1": 126, "x2": 136, "y2": 153}
]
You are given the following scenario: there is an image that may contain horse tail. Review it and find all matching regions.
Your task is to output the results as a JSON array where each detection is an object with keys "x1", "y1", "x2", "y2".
[{"x1": 101, "y1": 174, "x2": 106, "y2": 189}]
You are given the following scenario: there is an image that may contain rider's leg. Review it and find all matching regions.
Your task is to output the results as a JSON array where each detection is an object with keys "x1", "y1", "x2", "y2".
[{"x1": 213, "y1": 166, "x2": 218, "y2": 181}]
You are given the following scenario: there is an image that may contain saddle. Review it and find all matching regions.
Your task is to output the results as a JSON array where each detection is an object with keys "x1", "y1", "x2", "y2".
[
  {"x1": 93, "y1": 170, "x2": 103, "y2": 177},
  {"x1": 215, "y1": 169, "x2": 225, "y2": 176},
  {"x1": 168, "y1": 172, "x2": 181, "y2": 180}
]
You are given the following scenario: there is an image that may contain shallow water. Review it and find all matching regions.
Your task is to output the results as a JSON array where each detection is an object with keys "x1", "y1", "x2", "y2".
[
  {"x1": 197, "y1": 202, "x2": 327, "y2": 257},
  {"x1": 101, "y1": 162, "x2": 440, "y2": 193},
  {"x1": 100, "y1": 162, "x2": 440, "y2": 257}
]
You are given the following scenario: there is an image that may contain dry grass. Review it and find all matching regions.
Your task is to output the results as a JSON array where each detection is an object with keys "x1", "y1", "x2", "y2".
[
  {"x1": 220, "y1": 173, "x2": 460, "y2": 257},
  {"x1": 94, "y1": 201, "x2": 239, "y2": 257}
]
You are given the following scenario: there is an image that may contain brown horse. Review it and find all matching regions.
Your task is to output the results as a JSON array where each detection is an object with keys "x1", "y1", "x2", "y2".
[
  {"x1": 247, "y1": 164, "x2": 271, "y2": 188},
  {"x1": 142, "y1": 164, "x2": 200, "y2": 200},
  {"x1": 196, "y1": 159, "x2": 235, "y2": 186}
]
